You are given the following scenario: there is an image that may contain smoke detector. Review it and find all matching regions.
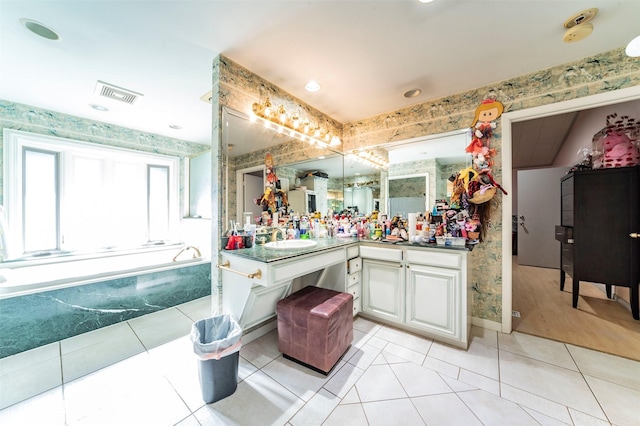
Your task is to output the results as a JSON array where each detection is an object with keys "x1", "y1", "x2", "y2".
[
  {"x1": 563, "y1": 8, "x2": 598, "y2": 43},
  {"x1": 94, "y1": 81, "x2": 143, "y2": 104}
]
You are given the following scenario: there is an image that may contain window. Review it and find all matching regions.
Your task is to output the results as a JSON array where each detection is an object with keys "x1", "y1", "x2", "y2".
[{"x1": 3, "y1": 129, "x2": 179, "y2": 259}]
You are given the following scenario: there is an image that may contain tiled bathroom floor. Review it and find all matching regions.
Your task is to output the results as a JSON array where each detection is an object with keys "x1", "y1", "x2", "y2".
[{"x1": 1, "y1": 297, "x2": 639, "y2": 425}]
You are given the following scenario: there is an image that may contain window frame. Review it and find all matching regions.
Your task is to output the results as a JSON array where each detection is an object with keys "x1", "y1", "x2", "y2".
[{"x1": 3, "y1": 129, "x2": 180, "y2": 260}]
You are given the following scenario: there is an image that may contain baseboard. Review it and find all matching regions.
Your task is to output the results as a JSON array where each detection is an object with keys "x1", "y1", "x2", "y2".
[{"x1": 472, "y1": 317, "x2": 503, "y2": 333}]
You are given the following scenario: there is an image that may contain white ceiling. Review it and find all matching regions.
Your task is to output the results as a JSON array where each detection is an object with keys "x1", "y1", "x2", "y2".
[{"x1": 1, "y1": 1, "x2": 639, "y2": 149}]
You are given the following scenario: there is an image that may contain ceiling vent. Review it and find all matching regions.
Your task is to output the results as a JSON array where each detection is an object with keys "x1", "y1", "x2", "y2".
[{"x1": 95, "y1": 80, "x2": 143, "y2": 104}]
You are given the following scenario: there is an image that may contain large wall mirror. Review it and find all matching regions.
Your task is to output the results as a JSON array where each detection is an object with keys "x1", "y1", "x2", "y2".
[{"x1": 221, "y1": 107, "x2": 471, "y2": 225}]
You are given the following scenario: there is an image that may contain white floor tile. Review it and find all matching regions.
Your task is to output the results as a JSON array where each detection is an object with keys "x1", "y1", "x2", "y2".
[
  {"x1": 352, "y1": 328, "x2": 372, "y2": 348},
  {"x1": 0, "y1": 387, "x2": 65, "y2": 425},
  {"x1": 194, "y1": 370, "x2": 303, "y2": 426},
  {"x1": 341, "y1": 386, "x2": 361, "y2": 404},
  {"x1": 567, "y1": 344, "x2": 640, "y2": 391},
  {"x1": 390, "y1": 362, "x2": 452, "y2": 397},
  {"x1": 355, "y1": 364, "x2": 407, "y2": 402},
  {"x1": 346, "y1": 342, "x2": 382, "y2": 370},
  {"x1": 128, "y1": 307, "x2": 194, "y2": 350},
  {"x1": 382, "y1": 342, "x2": 426, "y2": 364},
  {"x1": 362, "y1": 398, "x2": 425, "y2": 426},
  {"x1": 322, "y1": 403, "x2": 368, "y2": 426},
  {"x1": 499, "y1": 350, "x2": 606, "y2": 420},
  {"x1": 422, "y1": 355, "x2": 460, "y2": 379},
  {"x1": 176, "y1": 296, "x2": 212, "y2": 321},
  {"x1": 469, "y1": 325, "x2": 498, "y2": 348},
  {"x1": 61, "y1": 323, "x2": 145, "y2": 382},
  {"x1": 568, "y1": 408, "x2": 612, "y2": 426},
  {"x1": 457, "y1": 389, "x2": 540, "y2": 426},
  {"x1": 0, "y1": 353, "x2": 62, "y2": 409},
  {"x1": 584, "y1": 374, "x2": 640, "y2": 426},
  {"x1": 500, "y1": 383, "x2": 573, "y2": 424},
  {"x1": 521, "y1": 407, "x2": 571, "y2": 426},
  {"x1": 428, "y1": 339, "x2": 499, "y2": 380},
  {"x1": 323, "y1": 362, "x2": 364, "y2": 399},
  {"x1": 412, "y1": 393, "x2": 483, "y2": 426},
  {"x1": 352, "y1": 317, "x2": 382, "y2": 335},
  {"x1": 239, "y1": 329, "x2": 281, "y2": 369},
  {"x1": 4, "y1": 313, "x2": 640, "y2": 426},
  {"x1": 288, "y1": 388, "x2": 340, "y2": 426},
  {"x1": 375, "y1": 326, "x2": 433, "y2": 354},
  {"x1": 458, "y1": 368, "x2": 500, "y2": 395},
  {"x1": 262, "y1": 355, "x2": 331, "y2": 402},
  {"x1": 498, "y1": 331, "x2": 578, "y2": 371}
]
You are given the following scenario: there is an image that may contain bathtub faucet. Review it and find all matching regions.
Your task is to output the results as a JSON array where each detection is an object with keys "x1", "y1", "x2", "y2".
[{"x1": 172, "y1": 246, "x2": 202, "y2": 262}]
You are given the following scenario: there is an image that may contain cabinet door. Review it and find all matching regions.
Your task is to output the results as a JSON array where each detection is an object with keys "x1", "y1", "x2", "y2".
[
  {"x1": 241, "y1": 281, "x2": 291, "y2": 329},
  {"x1": 406, "y1": 263, "x2": 461, "y2": 341},
  {"x1": 362, "y1": 259, "x2": 404, "y2": 323}
]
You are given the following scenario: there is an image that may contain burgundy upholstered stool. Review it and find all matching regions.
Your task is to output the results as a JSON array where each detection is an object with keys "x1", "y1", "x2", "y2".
[{"x1": 276, "y1": 286, "x2": 353, "y2": 374}]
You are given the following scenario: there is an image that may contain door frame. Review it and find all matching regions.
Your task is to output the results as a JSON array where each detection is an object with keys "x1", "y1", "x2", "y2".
[
  {"x1": 236, "y1": 165, "x2": 265, "y2": 226},
  {"x1": 500, "y1": 85, "x2": 640, "y2": 333}
]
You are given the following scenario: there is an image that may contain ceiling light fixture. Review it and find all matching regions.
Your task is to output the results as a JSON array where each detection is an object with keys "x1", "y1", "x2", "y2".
[
  {"x1": 626, "y1": 35, "x2": 640, "y2": 57},
  {"x1": 305, "y1": 81, "x2": 321, "y2": 92},
  {"x1": 346, "y1": 151, "x2": 389, "y2": 170},
  {"x1": 169, "y1": 124, "x2": 182, "y2": 130},
  {"x1": 251, "y1": 97, "x2": 341, "y2": 147},
  {"x1": 417, "y1": 0, "x2": 435, "y2": 3},
  {"x1": 89, "y1": 104, "x2": 108, "y2": 112},
  {"x1": 404, "y1": 88, "x2": 422, "y2": 98},
  {"x1": 20, "y1": 18, "x2": 59, "y2": 40}
]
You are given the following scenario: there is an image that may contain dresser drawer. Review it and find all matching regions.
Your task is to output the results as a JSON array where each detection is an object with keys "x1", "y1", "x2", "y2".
[
  {"x1": 348, "y1": 257, "x2": 362, "y2": 273},
  {"x1": 347, "y1": 245, "x2": 359, "y2": 260},
  {"x1": 348, "y1": 271, "x2": 360, "y2": 286},
  {"x1": 347, "y1": 283, "x2": 360, "y2": 300},
  {"x1": 561, "y1": 243, "x2": 573, "y2": 260}
]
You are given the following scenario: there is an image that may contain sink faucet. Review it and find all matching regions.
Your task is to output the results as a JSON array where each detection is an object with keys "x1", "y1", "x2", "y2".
[
  {"x1": 271, "y1": 228, "x2": 287, "y2": 242},
  {"x1": 172, "y1": 246, "x2": 202, "y2": 262}
]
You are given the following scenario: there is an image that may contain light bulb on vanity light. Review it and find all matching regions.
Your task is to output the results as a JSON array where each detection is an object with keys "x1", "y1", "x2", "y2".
[{"x1": 626, "y1": 34, "x2": 640, "y2": 57}]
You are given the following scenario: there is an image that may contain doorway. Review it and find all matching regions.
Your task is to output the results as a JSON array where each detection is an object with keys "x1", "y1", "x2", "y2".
[
  {"x1": 501, "y1": 86, "x2": 640, "y2": 359},
  {"x1": 500, "y1": 85, "x2": 640, "y2": 359}
]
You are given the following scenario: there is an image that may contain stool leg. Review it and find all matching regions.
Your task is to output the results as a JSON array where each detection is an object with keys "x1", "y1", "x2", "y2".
[{"x1": 572, "y1": 276, "x2": 580, "y2": 309}]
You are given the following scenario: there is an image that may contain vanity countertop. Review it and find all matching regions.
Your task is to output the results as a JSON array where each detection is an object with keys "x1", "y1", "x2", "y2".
[{"x1": 222, "y1": 237, "x2": 472, "y2": 263}]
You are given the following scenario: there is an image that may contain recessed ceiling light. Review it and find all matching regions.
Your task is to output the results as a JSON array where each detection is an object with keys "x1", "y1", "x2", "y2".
[
  {"x1": 19, "y1": 18, "x2": 59, "y2": 40},
  {"x1": 626, "y1": 34, "x2": 640, "y2": 57},
  {"x1": 89, "y1": 104, "x2": 108, "y2": 112},
  {"x1": 417, "y1": 0, "x2": 435, "y2": 3},
  {"x1": 404, "y1": 88, "x2": 422, "y2": 98},
  {"x1": 305, "y1": 81, "x2": 321, "y2": 92},
  {"x1": 169, "y1": 124, "x2": 182, "y2": 130}
]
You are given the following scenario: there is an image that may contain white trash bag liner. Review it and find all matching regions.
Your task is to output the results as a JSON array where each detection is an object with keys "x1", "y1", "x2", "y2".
[{"x1": 190, "y1": 314, "x2": 242, "y2": 360}]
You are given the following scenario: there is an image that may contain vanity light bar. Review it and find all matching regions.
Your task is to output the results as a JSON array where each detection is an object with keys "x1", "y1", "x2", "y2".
[{"x1": 250, "y1": 113, "x2": 332, "y2": 149}]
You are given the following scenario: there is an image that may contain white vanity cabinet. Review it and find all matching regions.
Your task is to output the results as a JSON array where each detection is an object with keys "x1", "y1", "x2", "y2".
[
  {"x1": 361, "y1": 246, "x2": 405, "y2": 324},
  {"x1": 220, "y1": 245, "x2": 348, "y2": 330},
  {"x1": 360, "y1": 244, "x2": 470, "y2": 349}
]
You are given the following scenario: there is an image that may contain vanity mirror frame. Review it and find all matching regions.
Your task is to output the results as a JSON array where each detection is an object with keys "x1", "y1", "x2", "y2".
[{"x1": 386, "y1": 173, "x2": 429, "y2": 218}]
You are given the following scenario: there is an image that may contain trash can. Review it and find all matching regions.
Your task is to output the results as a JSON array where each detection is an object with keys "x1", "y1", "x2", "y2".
[{"x1": 190, "y1": 313, "x2": 242, "y2": 404}]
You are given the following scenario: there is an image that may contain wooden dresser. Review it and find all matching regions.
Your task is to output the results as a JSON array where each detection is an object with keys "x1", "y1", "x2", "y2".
[{"x1": 556, "y1": 166, "x2": 639, "y2": 320}]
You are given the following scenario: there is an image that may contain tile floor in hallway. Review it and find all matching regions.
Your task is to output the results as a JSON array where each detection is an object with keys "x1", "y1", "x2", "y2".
[{"x1": 1, "y1": 298, "x2": 640, "y2": 425}]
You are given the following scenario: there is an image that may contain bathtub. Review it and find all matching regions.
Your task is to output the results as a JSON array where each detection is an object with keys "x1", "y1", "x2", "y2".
[{"x1": 0, "y1": 247, "x2": 209, "y2": 298}]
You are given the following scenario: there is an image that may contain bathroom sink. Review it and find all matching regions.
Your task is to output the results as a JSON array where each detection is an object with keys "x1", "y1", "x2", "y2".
[{"x1": 264, "y1": 240, "x2": 318, "y2": 250}]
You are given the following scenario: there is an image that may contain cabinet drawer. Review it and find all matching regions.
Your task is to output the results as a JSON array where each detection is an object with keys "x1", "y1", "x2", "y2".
[
  {"x1": 352, "y1": 300, "x2": 361, "y2": 316},
  {"x1": 348, "y1": 271, "x2": 360, "y2": 286},
  {"x1": 561, "y1": 243, "x2": 573, "y2": 260},
  {"x1": 360, "y1": 245, "x2": 403, "y2": 262},
  {"x1": 348, "y1": 257, "x2": 362, "y2": 273},
  {"x1": 405, "y1": 249, "x2": 461, "y2": 269},
  {"x1": 347, "y1": 245, "x2": 359, "y2": 260},
  {"x1": 347, "y1": 283, "x2": 360, "y2": 300}
]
